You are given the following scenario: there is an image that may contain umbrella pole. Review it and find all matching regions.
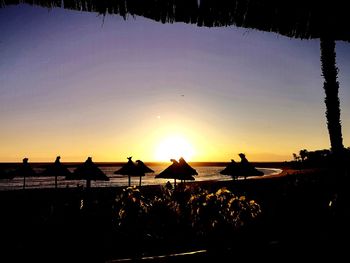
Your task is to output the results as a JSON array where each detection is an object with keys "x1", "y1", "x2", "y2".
[
  {"x1": 139, "y1": 175, "x2": 141, "y2": 187},
  {"x1": 55, "y1": 175, "x2": 58, "y2": 189},
  {"x1": 128, "y1": 175, "x2": 131, "y2": 187},
  {"x1": 174, "y1": 179, "x2": 176, "y2": 189},
  {"x1": 23, "y1": 175, "x2": 25, "y2": 190}
]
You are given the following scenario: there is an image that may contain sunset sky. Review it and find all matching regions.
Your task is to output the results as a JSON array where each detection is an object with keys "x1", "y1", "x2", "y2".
[{"x1": 1, "y1": 4, "x2": 350, "y2": 162}]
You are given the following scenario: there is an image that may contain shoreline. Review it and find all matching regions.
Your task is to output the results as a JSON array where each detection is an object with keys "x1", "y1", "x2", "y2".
[
  {"x1": 0, "y1": 165, "x2": 285, "y2": 191},
  {"x1": 0, "y1": 166, "x2": 288, "y2": 194},
  {"x1": 0, "y1": 161, "x2": 289, "y2": 168}
]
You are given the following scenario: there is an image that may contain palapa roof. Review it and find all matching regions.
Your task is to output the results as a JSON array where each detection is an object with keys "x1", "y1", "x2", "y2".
[
  {"x1": 135, "y1": 160, "x2": 154, "y2": 174},
  {"x1": 220, "y1": 159, "x2": 238, "y2": 176},
  {"x1": 43, "y1": 156, "x2": 71, "y2": 177},
  {"x1": 156, "y1": 157, "x2": 197, "y2": 181},
  {"x1": 114, "y1": 157, "x2": 145, "y2": 177},
  {"x1": 220, "y1": 155, "x2": 264, "y2": 177},
  {"x1": 2, "y1": 0, "x2": 350, "y2": 41},
  {"x1": 68, "y1": 157, "x2": 109, "y2": 181},
  {"x1": 12, "y1": 158, "x2": 36, "y2": 177}
]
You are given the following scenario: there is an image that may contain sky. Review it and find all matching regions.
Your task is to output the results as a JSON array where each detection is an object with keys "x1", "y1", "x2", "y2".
[{"x1": 1, "y1": 4, "x2": 350, "y2": 163}]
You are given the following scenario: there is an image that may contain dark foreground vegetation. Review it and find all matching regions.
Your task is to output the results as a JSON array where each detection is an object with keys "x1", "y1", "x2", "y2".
[{"x1": 0, "y1": 166, "x2": 350, "y2": 263}]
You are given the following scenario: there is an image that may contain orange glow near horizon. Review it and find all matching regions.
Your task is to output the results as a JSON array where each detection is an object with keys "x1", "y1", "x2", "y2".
[{"x1": 154, "y1": 135, "x2": 195, "y2": 162}]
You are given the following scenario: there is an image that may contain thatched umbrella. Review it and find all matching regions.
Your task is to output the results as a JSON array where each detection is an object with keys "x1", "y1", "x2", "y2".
[
  {"x1": 43, "y1": 156, "x2": 71, "y2": 188},
  {"x1": 220, "y1": 159, "x2": 240, "y2": 180},
  {"x1": 2, "y1": 1, "x2": 349, "y2": 162},
  {"x1": 67, "y1": 157, "x2": 109, "y2": 188},
  {"x1": 238, "y1": 153, "x2": 264, "y2": 179},
  {"x1": 135, "y1": 160, "x2": 154, "y2": 187},
  {"x1": 221, "y1": 154, "x2": 263, "y2": 180},
  {"x1": 114, "y1": 157, "x2": 143, "y2": 187},
  {"x1": 155, "y1": 157, "x2": 197, "y2": 188},
  {"x1": 12, "y1": 158, "x2": 36, "y2": 189}
]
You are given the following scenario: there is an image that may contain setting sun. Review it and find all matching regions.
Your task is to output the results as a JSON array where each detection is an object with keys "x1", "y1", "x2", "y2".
[{"x1": 155, "y1": 135, "x2": 195, "y2": 162}]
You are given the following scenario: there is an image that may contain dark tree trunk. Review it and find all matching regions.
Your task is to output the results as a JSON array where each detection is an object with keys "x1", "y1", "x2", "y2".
[{"x1": 320, "y1": 37, "x2": 344, "y2": 156}]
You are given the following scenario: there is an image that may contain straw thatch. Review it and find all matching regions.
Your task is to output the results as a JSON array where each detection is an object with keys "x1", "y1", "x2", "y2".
[
  {"x1": 114, "y1": 157, "x2": 142, "y2": 177},
  {"x1": 2, "y1": 0, "x2": 350, "y2": 41},
  {"x1": 135, "y1": 160, "x2": 154, "y2": 174},
  {"x1": 136, "y1": 160, "x2": 154, "y2": 186},
  {"x1": 12, "y1": 158, "x2": 36, "y2": 189},
  {"x1": 220, "y1": 154, "x2": 263, "y2": 180},
  {"x1": 220, "y1": 159, "x2": 240, "y2": 180},
  {"x1": 114, "y1": 157, "x2": 147, "y2": 186},
  {"x1": 67, "y1": 157, "x2": 109, "y2": 188},
  {"x1": 156, "y1": 157, "x2": 197, "y2": 187},
  {"x1": 43, "y1": 156, "x2": 71, "y2": 188}
]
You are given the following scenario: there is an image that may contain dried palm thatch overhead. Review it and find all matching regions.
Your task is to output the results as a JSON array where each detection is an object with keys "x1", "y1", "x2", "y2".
[{"x1": 2, "y1": 0, "x2": 350, "y2": 41}]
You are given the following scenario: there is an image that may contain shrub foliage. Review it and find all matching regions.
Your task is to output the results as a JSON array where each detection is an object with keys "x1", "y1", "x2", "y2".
[{"x1": 114, "y1": 185, "x2": 261, "y2": 243}]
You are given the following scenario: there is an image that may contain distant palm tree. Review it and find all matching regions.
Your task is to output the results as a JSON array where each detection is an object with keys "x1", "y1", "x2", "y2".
[
  {"x1": 299, "y1": 149, "x2": 308, "y2": 163},
  {"x1": 292, "y1": 153, "x2": 300, "y2": 162},
  {"x1": 320, "y1": 38, "x2": 344, "y2": 156}
]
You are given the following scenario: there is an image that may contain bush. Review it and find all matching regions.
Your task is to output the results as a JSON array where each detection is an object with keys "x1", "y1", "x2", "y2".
[
  {"x1": 114, "y1": 185, "x2": 261, "y2": 245},
  {"x1": 114, "y1": 187, "x2": 149, "y2": 235},
  {"x1": 188, "y1": 187, "x2": 261, "y2": 237}
]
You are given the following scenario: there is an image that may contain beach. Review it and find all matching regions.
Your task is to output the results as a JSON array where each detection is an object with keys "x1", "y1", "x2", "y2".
[{"x1": 1, "y1": 165, "x2": 349, "y2": 262}]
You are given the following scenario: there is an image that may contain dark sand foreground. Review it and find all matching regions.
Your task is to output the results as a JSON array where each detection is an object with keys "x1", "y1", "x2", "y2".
[{"x1": 0, "y1": 167, "x2": 350, "y2": 262}]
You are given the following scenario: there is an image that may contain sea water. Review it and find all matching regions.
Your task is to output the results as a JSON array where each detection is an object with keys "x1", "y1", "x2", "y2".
[{"x1": 0, "y1": 165, "x2": 282, "y2": 190}]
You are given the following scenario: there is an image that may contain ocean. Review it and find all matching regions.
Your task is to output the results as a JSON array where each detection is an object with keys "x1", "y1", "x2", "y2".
[{"x1": 0, "y1": 164, "x2": 282, "y2": 190}]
